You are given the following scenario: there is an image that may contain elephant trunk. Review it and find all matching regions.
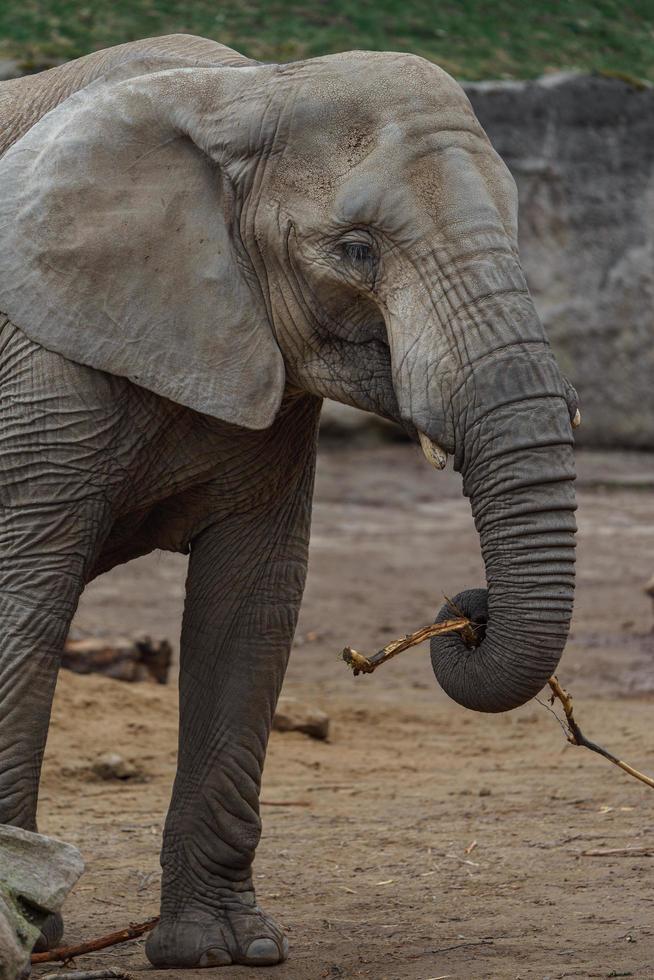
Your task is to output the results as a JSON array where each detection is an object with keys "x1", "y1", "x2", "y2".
[{"x1": 430, "y1": 343, "x2": 577, "y2": 713}]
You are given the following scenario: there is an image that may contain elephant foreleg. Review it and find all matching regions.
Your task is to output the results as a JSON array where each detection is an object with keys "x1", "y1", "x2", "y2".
[
  {"x1": 0, "y1": 455, "x2": 112, "y2": 951},
  {"x1": 0, "y1": 321, "x2": 133, "y2": 949},
  {"x1": 146, "y1": 422, "x2": 317, "y2": 969}
]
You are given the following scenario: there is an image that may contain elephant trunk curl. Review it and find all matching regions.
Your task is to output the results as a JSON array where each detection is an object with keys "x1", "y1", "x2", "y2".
[{"x1": 430, "y1": 324, "x2": 577, "y2": 713}]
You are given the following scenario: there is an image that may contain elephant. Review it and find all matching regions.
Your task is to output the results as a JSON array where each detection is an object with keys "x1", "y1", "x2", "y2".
[{"x1": 0, "y1": 34, "x2": 579, "y2": 970}]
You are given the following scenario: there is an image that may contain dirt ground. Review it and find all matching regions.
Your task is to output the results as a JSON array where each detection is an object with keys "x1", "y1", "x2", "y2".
[{"x1": 33, "y1": 443, "x2": 654, "y2": 980}]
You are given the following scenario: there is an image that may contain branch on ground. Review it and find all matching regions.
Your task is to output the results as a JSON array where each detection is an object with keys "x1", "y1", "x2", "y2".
[
  {"x1": 31, "y1": 917, "x2": 159, "y2": 965},
  {"x1": 40, "y1": 971, "x2": 134, "y2": 980}
]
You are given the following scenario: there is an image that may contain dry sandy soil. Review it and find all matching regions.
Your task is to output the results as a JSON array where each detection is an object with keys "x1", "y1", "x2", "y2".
[{"x1": 32, "y1": 443, "x2": 654, "y2": 980}]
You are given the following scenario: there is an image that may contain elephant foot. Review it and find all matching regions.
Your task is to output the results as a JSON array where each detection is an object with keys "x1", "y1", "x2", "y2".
[
  {"x1": 145, "y1": 899, "x2": 288, "y2": 968},
  {"x1": 33, "y1": 910, "x2": 64, "y2": 952}
]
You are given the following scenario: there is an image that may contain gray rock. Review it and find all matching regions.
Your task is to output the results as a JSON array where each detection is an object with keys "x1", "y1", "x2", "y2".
[
  {"x1": 0, "y1": 897, "x2": 25, "y2": 980},
  {"x1": 273, "y1": 698, "x2": 330, "y2": 740},
  {"x1": 91, "y1": 752, "x2": 140, "y2": 781},
  {"x1": 465, "y1": 74, "x2": 654, "y2": 449},
  {"x1": 0, "y1": 824, "x2": 84, "y2": 980}
]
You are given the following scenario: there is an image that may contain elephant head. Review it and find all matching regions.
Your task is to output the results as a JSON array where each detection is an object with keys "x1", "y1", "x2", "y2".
[{"x1": 0, "y1": 50, "x2": 577, "y2": 712}]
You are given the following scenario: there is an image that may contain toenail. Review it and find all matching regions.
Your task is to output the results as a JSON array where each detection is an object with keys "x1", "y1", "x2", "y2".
[
  {"x1": 199, "y1": 946, "x2": 232, "y2": 966},
  {"x1": 245, "y1": 937, "x2": 282, "y2": 963}
]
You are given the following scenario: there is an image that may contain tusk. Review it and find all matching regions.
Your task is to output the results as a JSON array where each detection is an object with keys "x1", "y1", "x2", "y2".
[
  {"x1": 572, "y1": 408, "x2": 581, "y2": 429},
  {"x1": 418, "y1": 431, "x2": 448, "y2": 470}
]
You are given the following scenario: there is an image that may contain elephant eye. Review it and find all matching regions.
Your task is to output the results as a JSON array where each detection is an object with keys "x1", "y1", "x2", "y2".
[{"x1": 341, "y1": 240, "x2": 375, "y2": 267}]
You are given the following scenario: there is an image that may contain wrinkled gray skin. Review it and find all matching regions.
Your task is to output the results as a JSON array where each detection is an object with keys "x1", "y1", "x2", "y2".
[{"x1": 0, "y1": 35, "x2": 577, "y2": 969}]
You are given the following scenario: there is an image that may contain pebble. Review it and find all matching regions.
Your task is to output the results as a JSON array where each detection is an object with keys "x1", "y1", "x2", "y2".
[
  {"x1": 273, "y1": 699, "x2": 330, "y2": 740},
  {"x1": 91, "y1": 752, "x2": 140, "y2": 780}
]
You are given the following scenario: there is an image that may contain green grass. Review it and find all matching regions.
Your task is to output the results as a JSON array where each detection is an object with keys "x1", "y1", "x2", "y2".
[{"x1": 1, "y1": 0, "x2": 653, "y2": 81}]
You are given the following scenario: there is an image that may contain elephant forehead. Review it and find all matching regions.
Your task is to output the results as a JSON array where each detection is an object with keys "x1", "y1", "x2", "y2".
[
  {"x1": 267, "y1": 54, "x2": 488, "y2": 213},
  {"x1": 277, "y1": 50, "x2": 471, "y2": 117},
  {"x1": 309, "y1": 104, "x2": 473, "y2": 160}
]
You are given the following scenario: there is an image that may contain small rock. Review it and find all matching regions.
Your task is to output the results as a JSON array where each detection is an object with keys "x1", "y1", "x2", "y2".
[
  {"x1": 479, "y1": 787, "x2": 492, "y2": 797},
  {"x1": 91, "y1": 752, "x2": 140, "y2": 780},
  {"x1": 273, "y1": 699, "x2": 330, "y2": 740}
]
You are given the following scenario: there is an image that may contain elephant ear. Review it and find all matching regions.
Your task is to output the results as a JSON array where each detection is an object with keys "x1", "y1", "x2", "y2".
[{"x1": 0, "y1": 67, "x2": 284, "y2": 429}]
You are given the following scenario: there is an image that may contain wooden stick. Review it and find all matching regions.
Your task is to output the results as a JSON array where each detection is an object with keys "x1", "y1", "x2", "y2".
[
  {"x1": 31, "y1": 917, "x2": 159, "y2": 964},
  {"x1": 342, "y1": 617, "x2": 473, "y2": 675},
  {"x1": 40, "y1": 971, "x2": 134, "y2": 980},
  {"x1": 260, "y1": 799, "x2": 310, "y2": 807},
  {"x1": 547, "y1": 675, "x2": 654, "y2": 789}
]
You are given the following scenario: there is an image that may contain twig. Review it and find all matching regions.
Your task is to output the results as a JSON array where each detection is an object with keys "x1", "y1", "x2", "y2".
[
  {"x1": 547, "y1": 676, "x2": 654, "y2": 790},
  {"x1": 580, "y1": 846, "x2": 654, "y2": 857},
  {"x1": 535, "y1": 694, "x2": 570, "y2": 739},
  {"x1": 429, "y1": 938, "x2": 494, "y2": 953},
  {"x1": 31, "y1": 917, "x2": 159, "y2": 964},
  {"x1": 40, "y1": 972, "x2": 134, "y2": 980},
  {"x1": 342, "y1": 618, "x2": 472, "y2": 675},
  {"x1": 260, "y1": 799, "x2": 310, "y2": 807},
  {"x1": 407, "y1": 938, "x2": 494, "y2": 959}
]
